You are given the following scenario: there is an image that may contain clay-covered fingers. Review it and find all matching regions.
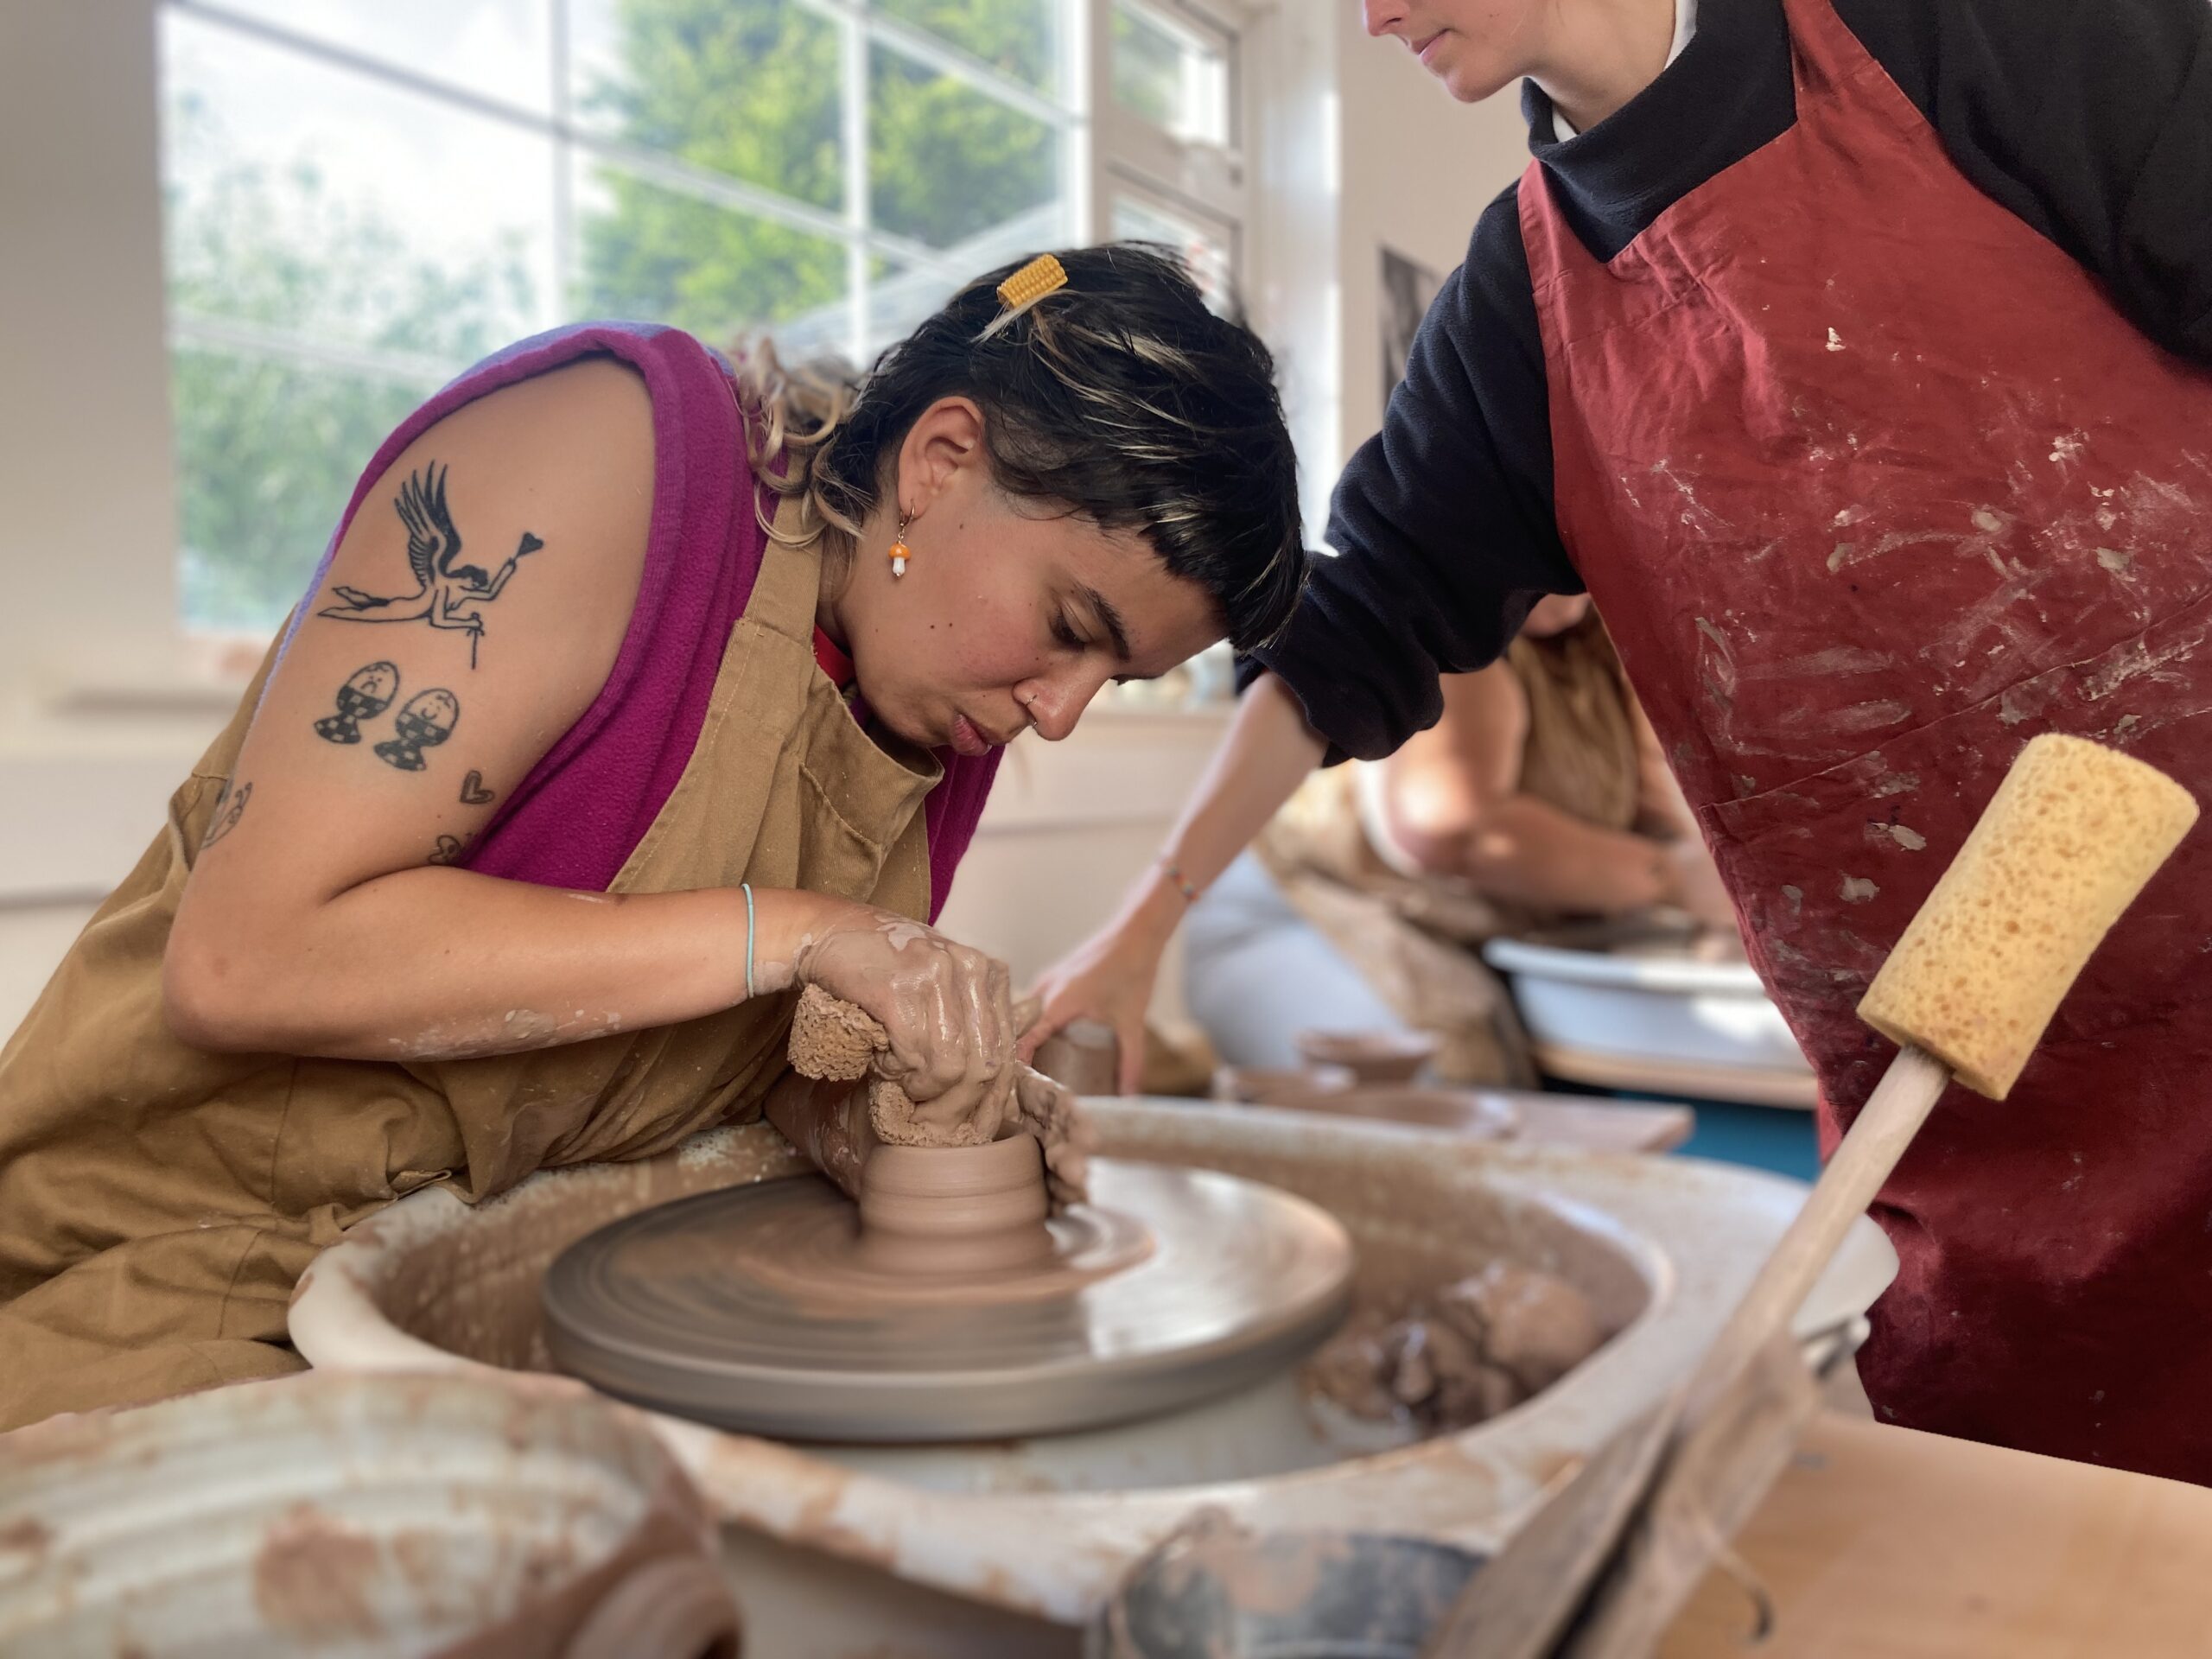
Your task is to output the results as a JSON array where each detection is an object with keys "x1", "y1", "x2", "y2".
[
  {"x1": 791, "y1": 911, "x2": 1021, "y2": 1143},
  {"x1": 881, "y1": 937, "x2": 1015, "y2": 1138},
  {"x1": 951, "y1": 947, "x2": 1020, "y2": 1132},
  {"x1": 1014, "y1": 1065, "x2": 1094, "y2": 1209},
  {"x1": 762, "y1": 1071, "x2": 877, "y2": 1200}
]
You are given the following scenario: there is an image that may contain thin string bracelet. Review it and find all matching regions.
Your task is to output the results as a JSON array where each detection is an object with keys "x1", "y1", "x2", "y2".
[
  {"x1": 1159, "y1": 859, "x2": 1201, "y2": 905},
  {"x1": 741, "y1": 881, "x2": 757, "y2": 998}
]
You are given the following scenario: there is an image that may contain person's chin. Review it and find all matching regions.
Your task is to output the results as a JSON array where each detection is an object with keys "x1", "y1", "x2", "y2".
[
  {"x1": 1441, "y1": 62, "x2": 1513, "y2": 103},
  {"x1": 1421, "y1": 41, "x2": 1511, "y2": 104}
]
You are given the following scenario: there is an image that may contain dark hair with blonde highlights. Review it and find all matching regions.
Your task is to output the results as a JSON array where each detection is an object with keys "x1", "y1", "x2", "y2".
[{"x1": 736, "y1": 244, "x2": 1306, "y2": 652}]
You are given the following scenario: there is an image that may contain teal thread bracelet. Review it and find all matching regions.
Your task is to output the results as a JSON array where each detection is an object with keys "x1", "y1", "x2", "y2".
[{"x1": 741, "y1": 881, "x2": 756, "y2": 998}]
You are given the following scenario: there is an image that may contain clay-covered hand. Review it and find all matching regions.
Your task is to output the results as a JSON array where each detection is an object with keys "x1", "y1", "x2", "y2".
[
  {"x1": 1018, "y1": 921, "x2": 1162, "y2": 1096},
  {"x1": 775, "y1": 900, "x2": 1020, "y2": 1146},
  {"x1": 762, "y1": 1070, "x2": 878, "y2": 1200},
  {"x1": 1013, "y1": 1065, "x2": 1095, "y2": 1209}
]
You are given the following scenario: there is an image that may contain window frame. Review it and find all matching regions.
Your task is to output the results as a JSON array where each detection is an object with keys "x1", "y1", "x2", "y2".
[
  {"x1": 168, "y1": 0, "x2": 1083, "y2": 352},
  {"x1": 1087, "y1": 0, "x2": 1246, "y2": 291}
]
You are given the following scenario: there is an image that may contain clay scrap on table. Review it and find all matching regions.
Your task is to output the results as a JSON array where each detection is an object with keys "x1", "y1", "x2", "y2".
[
  {"x1": 787, "y1": 982, "x2": 1091, "y2": 1206},
  {"x1": 1306, "y1": 1260, "x2": 1606, "y2": 1432}
]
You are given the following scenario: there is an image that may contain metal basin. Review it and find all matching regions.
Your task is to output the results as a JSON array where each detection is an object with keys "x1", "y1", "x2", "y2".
[{"x1": 0, "y1": 1370, "x2": 735, "y2": 1659}]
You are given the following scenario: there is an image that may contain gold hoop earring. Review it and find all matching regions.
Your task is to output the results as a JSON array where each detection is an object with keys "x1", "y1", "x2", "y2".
[{"x1": 888, "y1": 512, "x2": 912, "y2": 579}]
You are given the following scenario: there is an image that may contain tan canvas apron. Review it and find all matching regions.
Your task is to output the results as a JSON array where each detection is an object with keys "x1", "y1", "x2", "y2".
[
  {"x1": 0, "y1": 511, "x2": 938, "y2": 1430},
  {"x1": 1258, "y1": 617, "x2": 1642, "y2": 1085}
]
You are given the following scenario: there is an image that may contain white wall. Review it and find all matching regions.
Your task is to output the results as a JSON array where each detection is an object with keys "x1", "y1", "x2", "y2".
[
  {"x1": 0, "y1": 0, "x2": 181, "y2": 695},
  {"x1": 1330, "y1": 2, "x2": 1529, "y2": 451},
  {"x1": 1246, "y1": 0, "x2": 1529, "y2": 512},
  {"x1": 0, "y1": 0, "x2": 212, "y2": 1037}
]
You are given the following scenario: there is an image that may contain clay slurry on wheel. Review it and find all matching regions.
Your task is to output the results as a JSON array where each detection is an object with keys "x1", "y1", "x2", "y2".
[{"x1": 541, "y1": 1160, "x2": 1356, "y2": 1442}]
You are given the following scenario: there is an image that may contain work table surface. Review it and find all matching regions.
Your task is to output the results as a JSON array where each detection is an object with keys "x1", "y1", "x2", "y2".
[
  {"x1": 1505, "y1": 1094, "x2": 1694, "y2": 1155},
  {"x1": 1662, "y1": 1410, "x2": 2212, "y2": 1656}
]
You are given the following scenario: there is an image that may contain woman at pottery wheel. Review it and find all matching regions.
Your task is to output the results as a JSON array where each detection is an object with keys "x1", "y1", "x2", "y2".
[
  {"x1": 0, "y1": 246, "x2": 1305, "y2": 1430},
  {"x1": 1028, "y1": 0, "x2": 2212, "y2": 1484}
]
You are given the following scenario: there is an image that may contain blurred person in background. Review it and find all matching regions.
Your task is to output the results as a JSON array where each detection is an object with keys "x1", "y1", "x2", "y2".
[{"x1": 1185, "y1": 594, "x2": 1732, "y2": 1084}]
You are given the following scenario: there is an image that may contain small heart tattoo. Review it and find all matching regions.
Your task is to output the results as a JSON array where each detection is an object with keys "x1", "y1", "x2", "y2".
[{"x1": 459, "y1": 769, "x2": 495, "y2": 805}]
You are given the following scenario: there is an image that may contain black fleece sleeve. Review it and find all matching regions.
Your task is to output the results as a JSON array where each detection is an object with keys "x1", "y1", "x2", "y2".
[
  {"x1": 1249, "y1": 186, "x2": 1578, "y2": 761},
  {"x1": 1847, "y1": 0, "x2": 2212, "y2": 361}
]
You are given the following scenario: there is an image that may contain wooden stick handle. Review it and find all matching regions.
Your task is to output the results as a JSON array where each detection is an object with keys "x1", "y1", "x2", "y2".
[{"x1": 1681, "y1": 1044, "x2": 1948, "y2": 1425}]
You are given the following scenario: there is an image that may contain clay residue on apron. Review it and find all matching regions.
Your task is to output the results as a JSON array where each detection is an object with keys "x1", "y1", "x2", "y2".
[{"x1": 1517, "y1": 0, "x2": 2212, "y2": 1477}]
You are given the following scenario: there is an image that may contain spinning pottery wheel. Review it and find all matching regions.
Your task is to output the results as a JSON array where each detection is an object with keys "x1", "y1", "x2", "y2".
[{"x1": 543, "y1": 1137, "x2": 1356, "y2": 1443}]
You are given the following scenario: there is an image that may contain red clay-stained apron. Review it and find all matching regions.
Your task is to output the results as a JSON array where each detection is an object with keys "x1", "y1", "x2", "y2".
[{"x1": 1517, "y1": 0, "x2": 2212, "y2": 1478}]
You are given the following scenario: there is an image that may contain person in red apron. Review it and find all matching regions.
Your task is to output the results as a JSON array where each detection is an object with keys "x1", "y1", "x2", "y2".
[
  {"x1": 0, "y1": 245, "x2": 1306, "y2": 1428},
  {"x1": 1029, "y1": 0, "x2": 2212, "y2": 1481}
]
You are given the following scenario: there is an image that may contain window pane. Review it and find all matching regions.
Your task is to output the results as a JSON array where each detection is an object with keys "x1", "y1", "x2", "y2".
[
  {"x1": 575, "y1": 160, "x2": 849, "y2": 340},
  {"x1": 1110, "y1": 196, "x2": 1233, "y2": 310},
  {"x1": 1110, "y1": 0, "x2": 1228, "y2": 146},
  {"x1": 869, "y1": 45, "x2": 1062, "y2": 253},
  {"x1": 162, "y1": 10, "x2": 558, "y2": 633},
  {"x1": 874, "y1": 0, "x2": 1060, "y2": 95},
  {"x1": 159, "y1": 1, "x2": 1084, "y2": 636},
  {"x1": 569, "y1": 0, "x2": 844, "y2": 213},
  {"x1": 861, "y1": 261, "x2": 960, "y2": 360},
  {"x1": 173, "y1": 350, "x2": 432, "y2": 633},
  {"x1": 163, "y1": 11, "x2": 555, "y2": 361},
  {"x1": 205, "y1": 0, "x2": 553, "y2": 113}
]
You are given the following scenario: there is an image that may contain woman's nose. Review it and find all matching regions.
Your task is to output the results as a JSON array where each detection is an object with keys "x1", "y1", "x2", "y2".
[
  {"x1": 1363, "y1": 0, "x2": 1406, "y2": 39},
  {"x1": 1020, "y1": 671, "x2": 1104, "y2": 742}
]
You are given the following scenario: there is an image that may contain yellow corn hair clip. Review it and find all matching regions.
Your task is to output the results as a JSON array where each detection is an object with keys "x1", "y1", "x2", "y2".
[
  {"x1": 999, "y1": 253, "x2": 1068, "y2": 309},
  {"x1": 977, "y1": 253, "x2": 1069, "y2": 340}
]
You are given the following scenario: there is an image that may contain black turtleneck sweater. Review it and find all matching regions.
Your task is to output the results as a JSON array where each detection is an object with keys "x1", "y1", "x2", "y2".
[{"x1": 1252, "y1": 0, "x2": 2212, "y2": 760}]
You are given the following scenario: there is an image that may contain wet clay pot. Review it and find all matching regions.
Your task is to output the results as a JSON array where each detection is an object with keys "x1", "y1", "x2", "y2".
[
  {"x1": 1033, "y1": 1020, "x2": 1121, "y2": 1096},
  {"x1": 1293, "y1": 1029, "x2": 1440, "y2": 1085},
  {"x1": 0, "y1": 1370, "x2": 739, "y2": 1659}
]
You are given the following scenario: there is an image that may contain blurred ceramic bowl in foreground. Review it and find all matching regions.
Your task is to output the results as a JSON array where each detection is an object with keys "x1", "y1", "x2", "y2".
[{"x1": 1294, "y1": 1028, "x2": 1440, "y2": 1085}]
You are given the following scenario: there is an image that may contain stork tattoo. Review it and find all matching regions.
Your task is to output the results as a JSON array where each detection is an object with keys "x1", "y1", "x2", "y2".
[{"x1": 316, "y1": 462, "x2": 543, "y2": 667}]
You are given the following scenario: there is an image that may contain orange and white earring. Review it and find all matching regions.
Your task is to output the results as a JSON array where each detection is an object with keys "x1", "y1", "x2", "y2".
[{"x1": 888, "y1": 512, "x2": 912, "y2": 579}]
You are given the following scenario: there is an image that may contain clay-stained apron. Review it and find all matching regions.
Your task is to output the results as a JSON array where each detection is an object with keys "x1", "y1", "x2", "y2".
[{"x1": 1520, "y1": 0, "x2": 2212, "y2": 1474}]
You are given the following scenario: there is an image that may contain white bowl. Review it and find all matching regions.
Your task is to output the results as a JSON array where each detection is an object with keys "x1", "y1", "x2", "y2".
[{"x1": 1484, "y1": 935, "x2": 1817, "y2": 1108}]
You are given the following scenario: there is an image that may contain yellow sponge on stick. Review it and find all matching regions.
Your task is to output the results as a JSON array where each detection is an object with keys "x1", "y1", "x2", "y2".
[{"x1": 1859, "y1": 734, "x2": 2197, "y2": 1098}]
